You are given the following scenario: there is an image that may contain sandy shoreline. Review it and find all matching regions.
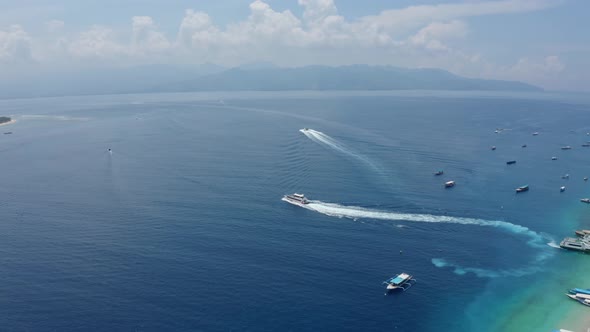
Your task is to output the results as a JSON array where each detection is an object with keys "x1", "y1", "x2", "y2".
[{"x1": 0, "y1": 119, "x2": 16, "y2": 126}]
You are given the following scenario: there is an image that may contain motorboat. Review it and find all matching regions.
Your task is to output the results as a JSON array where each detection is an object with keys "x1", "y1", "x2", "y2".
[
  {"x1": 491, "y1": 146, "x2": 496, "y2": 150},
  {"x1": 566, "y1": 293, "x2": 590, "y2": 307},
  {"x1": 516, "y1": 185, "x2": 529, "y2": 193},
  {"x1": 560, "y1": 186, "x2": 566, "y2": 192},
  {"x1": 568, "y1": 288, "x2": 590, "y2": 296},
  {"x1": 283, "y1": 193, "x2": 310, "y2": 205},
  {"x1": 585, "y1": 177, "x2": 589, "y2": 182},
  {"x1": 532, "y1": 132, "x2": 539, "y2": 136},
  {"x1": 552, "y1": 157, "x2": 558, "y2": 160},
  {"x1": 562, "y1": 174, "x2": 570, "y2": 179},
  {"x1": 561, "y1": 146, "x2": 573, "y2": 150},
  {"x1": 506, "y1": 160, "x2": 517, "y2": 165},
  {"x1": 445, "y1": 181, "x2": 455, "y2": 188},
  {"x1": 434, "y1": 170, "x2": 444, "y2": 176},
  {"x1": 582, "y1": 143, "x2": 590, "y2": 147},
  {"x1": 522, "y1": 144, "x2": 527, "y2": 148},
  {"x1": 581, "y1": 198, "x2": 590, "y2": 204},
  {"x1": 383, "y1": 272, "x2": 416, "y2": 291}
]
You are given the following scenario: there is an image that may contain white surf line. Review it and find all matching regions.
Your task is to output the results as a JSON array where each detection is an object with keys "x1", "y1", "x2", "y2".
[
  {"x1": 299, "y1": 129, "x2": 381, "y2": 172},
  {"x1": 292, "y1": 198, "x2": 555, "y2": 278}
]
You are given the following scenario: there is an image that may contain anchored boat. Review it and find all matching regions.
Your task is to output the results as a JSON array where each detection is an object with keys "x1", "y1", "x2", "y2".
[
  {"x1": 445, "y1": 181, "x2": 455, "y2": 188},
  {"x1": 581, "y1": 198, "x2": 590, "y2": 204},
  {"x1": 506, "y1": 160, "x2": 517, "y2": 165},
  {"x1": 516, "y1": 185, "x2": 529, "y2": 193},
  {"x1": 383, "y1": 272, "x2": 416, "y2": 292},
  {"x1": 566, "y1": 293, "x2": 590, "y2": 307},
  {"x1": 560, "y1": 186, "x2": 566, "y2": 192},
  {"x1": 434, "y1": 170, "x2": 444, "y2": 176}
]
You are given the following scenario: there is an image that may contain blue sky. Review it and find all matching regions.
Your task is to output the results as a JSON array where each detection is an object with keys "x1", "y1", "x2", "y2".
[{"x1": 0, "y1": 0, "x2": 587, "y2": 91}]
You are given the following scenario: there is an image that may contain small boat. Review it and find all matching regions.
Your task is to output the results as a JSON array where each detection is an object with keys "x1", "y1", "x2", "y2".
[
  {"x1": 3, "y1": 132, "x2": 12, "y2": 135},
  {"x1": 383, "y1": 272, "x2": 416, "y2": 291},
  {"x1": 552, "y1": 156, "x2": 558, "y2": 160},
  {"x1": 582, "y1": 143, "x2": 590, "y2": 147},
  {"x1": 580, "y1": 198, "x2": 590, "y2": 204},
  {"x1": 560, "y1": 186, "x2": 566, "y2": 192},
  {"x1": 575, "y1": 230, "x2": 590, "y2": 237},
  {"x1": 516, "y1": 185, "x2": 529, "y2": 193},
  {"x1": 283, "y1": 193, "x2": 310, "y2": 205},
  {"x1": 532, "y1": 132, "x2": 539, "y2": 136},
  {"x1": 434, "y1": 170, "x2": 444, "y2": 176},
  {"x1": 302, "y1": 128, "x2": 309, "y2": 131},
  {"x1": 506, "y1": 160, "x2": 516, "y2": 165},
  {"x1": 445, "y1": 181, "x2": 455, "y2": 188},
  {"x1": 494, "y1": 130, "x2": 499, "y2": 134},
  {"x1": 585, "y1": 177, "x2": 589, "y2": 181},
  {"x1": 569, "y1": 288, "x2": 590, "y2": 296},
  {"x1": 522, "y1": 144, "x2": 527, "y2": 148},
  {"x1": 561, "y1": 146, "x2": 572, "y2": 150},
  {"x1": 491, "y1": 146, "x2": 496, "y2": 150},
  {"x1": 566, "y1": 293, "x2": 590, "y2": 307},
  {"x1": 562, "y1": 174, "x2": 570, "y2": 179}
]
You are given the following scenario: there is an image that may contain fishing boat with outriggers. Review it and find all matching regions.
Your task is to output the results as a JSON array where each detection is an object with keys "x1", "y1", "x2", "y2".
[
  {"x1": 283, "y1": 193, "x2": 310, "y2": 206},
  {"x1": 383, "y1": 272, "x2": 416, "y2": 292},
  {"x1": 516, "y1": 185, "x2": 529, "y2": 193}
]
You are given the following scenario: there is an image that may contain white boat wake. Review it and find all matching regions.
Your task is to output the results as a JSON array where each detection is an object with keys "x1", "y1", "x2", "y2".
[
  {"x1": 287, "y1": 198, "x2": 555, "y2": 278},
  {"x1": 300, "y1": 129, "x2": 380, "y2": 172}
]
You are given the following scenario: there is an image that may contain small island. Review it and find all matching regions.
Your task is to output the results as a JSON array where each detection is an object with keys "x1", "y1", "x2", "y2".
[{"x1": 0, "y1": 116, "x2": 14, "y2": 126}]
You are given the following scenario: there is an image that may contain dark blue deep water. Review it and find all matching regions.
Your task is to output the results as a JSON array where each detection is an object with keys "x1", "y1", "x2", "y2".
[{"x1": 1, "y1": 91, "x2": 590, "y2": 331}]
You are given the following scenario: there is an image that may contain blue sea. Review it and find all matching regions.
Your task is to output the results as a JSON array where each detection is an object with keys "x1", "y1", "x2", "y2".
[{"x1": 1, "y1": 91, "x2": 590, "y2": 331}]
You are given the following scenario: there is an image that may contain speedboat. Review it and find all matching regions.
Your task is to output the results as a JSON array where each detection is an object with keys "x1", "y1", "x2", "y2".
[
  {"x1": 582, "y1": 143, "x2": 590, "y2": 147},
  {"x1": 562, "y1": 174, "x2": 570, "y2": 179},
  {"x1": 552, "y1": 156, "x2": 558, "y2": 160},
  {"x1": 506, "y1": 160, "x2": 516, "y2": 165},
  {"x1": 585, "y1": 177, "x2": 589, "y2": 182},
  {"x1": 581, "y1": 198, "x2": 590, "y2": 204},
  {"x1": 491, "y1": 146, "x2": 496, "y2": 150},
  {"x1": 445, "y1": 181, "x2": 455, "y2": 188},
  {"x1": 302, "y1": 128, "x2": 309, "y2": 131},
  {"x1": 561, "y1": 146, "x2": 572, "y2": 150},
  {"x1": 283, "y1": 193, "x2": 310, "y2": 205},
  {"x1": 560, "y1": 186, "x2": 566, "y2": 192},
  {"x1": 434, "y1": 170, "x2": 444, "y2": 176},
  {"x1": 566, "y1": 293, "x2": 590, "y2": 307},
  {"x1": 516, "y1": 185, "x2": 529, "y2": 193},
  {"x1": 532, "y1": 132, "x2": 539, "y2": 136},
  {"x1": 522, "y1": 144, "x2": 527, "y2": 148},
  {"x1": 384, "y1": 272, "x2": 416, "y2": 291}
]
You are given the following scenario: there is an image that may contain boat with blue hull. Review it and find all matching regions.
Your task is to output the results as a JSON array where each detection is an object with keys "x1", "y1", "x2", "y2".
[
  {"x1": 383, "y1": 272, "x2": 416, "y2": 292},
  {"x1": 568, "y1": 288, "x2": 590, "y2": 296}
]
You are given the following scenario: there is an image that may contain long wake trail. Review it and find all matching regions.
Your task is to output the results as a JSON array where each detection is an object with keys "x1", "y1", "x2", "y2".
[
  {"x1": 300, "y1": 129, "x2": 380, "y2": 173},
  {"x1": 289, "y1": 198, "x2": 555, "y2": 278}
]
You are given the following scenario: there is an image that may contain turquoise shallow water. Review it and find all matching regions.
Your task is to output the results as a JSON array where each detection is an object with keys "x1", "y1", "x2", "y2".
[{"x1": 0, "y1": 91, "x2": 589, "y2": 331}]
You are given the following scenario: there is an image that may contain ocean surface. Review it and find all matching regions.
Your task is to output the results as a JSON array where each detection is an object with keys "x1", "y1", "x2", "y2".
[{"x1": 1, "y1": 91, "x2": 590, "y2": 331}]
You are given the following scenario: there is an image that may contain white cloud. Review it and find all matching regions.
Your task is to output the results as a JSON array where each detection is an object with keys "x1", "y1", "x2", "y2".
[
  {"x1": 0, "y1": 25, "x2": 33, "y2": 63},
  {"x1": 131, "y1": 16, "x2": 170, "y2": 53},
  {"x1": 46, "y1": 20, "x2": 65, "y2": 33},
  {"x1": 0, "y1": 0, "x2": 571, "y2": 89}
]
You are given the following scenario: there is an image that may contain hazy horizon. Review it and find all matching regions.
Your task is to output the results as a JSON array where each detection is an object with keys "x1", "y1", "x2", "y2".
[{"x1": 1, "y1": 0, "x2": 588, "y2": 92}]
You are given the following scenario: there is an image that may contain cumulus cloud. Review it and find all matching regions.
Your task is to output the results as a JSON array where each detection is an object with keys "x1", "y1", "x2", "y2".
[
  {"x1": 0, "y1": 25, "x2": 33, "y2": 63},
  {"x1": 0, "y1": 0, "x2": 569, "y2": 88}
]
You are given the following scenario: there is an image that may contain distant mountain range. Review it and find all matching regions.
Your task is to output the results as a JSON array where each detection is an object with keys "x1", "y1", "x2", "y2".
[
  {"x1": 0, "y1": 64, "x2": 540, "y2": 99},
  {"x1": 157, "y1": 65, "x2": 541, "y2": 92}
]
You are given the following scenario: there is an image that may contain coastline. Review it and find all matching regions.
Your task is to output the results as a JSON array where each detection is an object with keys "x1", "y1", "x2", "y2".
[{"x1": 0, "y1": 119, "x2": 16, "y2": 126}]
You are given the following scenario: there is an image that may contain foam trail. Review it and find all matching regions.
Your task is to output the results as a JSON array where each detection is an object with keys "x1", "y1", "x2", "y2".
[
  {"x1": 300, "y1": 129, "x2": 379, "y2": 171},
  {"x1": 289, "y1": 198, "x2": 554, "y2": 277}
]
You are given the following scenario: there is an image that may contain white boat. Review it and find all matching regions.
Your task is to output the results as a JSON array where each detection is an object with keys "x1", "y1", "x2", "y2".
[
  {"x1": 384, "y1": 272, "x2": 416, "y2": 291},
  {"x1": 532, "y1": 132, "x2": 539, "y2": 136},
  {"x1": 552, "y1": 156, "x2": 558, "y2": 160},
  {"x1": 283, "y1": 193, "x2": 310, "y2": 205},
  {"x1": 566, "y1": 293, "x2": 590, "y2": 307},
  {"x1": 562, "y1": 146, "x2": 573, "y2": 150},
  {"x1": 445, "y1": 180, "x2": 455, "y2": 188},
  {"x1": 560, "y1": 186, "x2": 566, "y2": 192}
]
